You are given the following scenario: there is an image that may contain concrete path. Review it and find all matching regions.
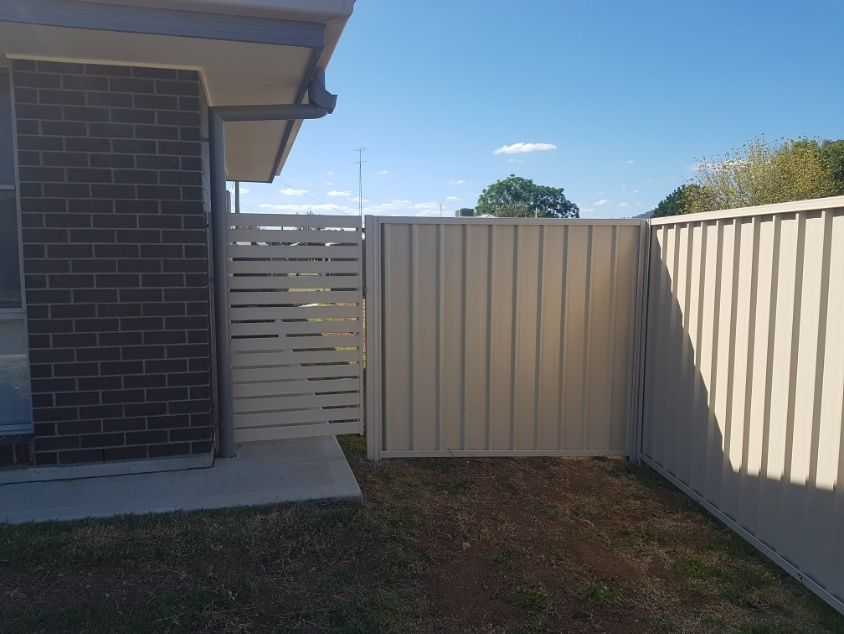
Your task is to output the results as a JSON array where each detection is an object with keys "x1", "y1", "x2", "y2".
[{"x1": 0, "y1": 436, "x2": 361, "y2": 524}]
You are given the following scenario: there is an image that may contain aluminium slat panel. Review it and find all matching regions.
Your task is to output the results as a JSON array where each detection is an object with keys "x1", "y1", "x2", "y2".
[
  {"x1": 225, "y1": 213, "x2": 363, "y2": 443},
  {"x1": 231, "y1": 335, "x2": 359, "y2": 353},
  {"x1": 234, "y1": 392, "x2": 359, "y2": 414},
  {"x1": 234, "y1": 407, "x2": 361, "y2": 428},
  {"x1": 229, "y1": 228, "x2": 360, "y2": 243},
  {"x1": 228, "y1": 245, "x2": 360, "y2": 259},
  {"x1": 233, "y1": 364, "x2": 359, "y2": 383},
  {"x1": 229, "y1": 291, "x2": 359, "y2": 305},
  {"x1": 233, "y1": 421, "x2": 361, "y2": 443},
  {"x1": 230, "y1": 213, "x2": 360, "y2": 228},
  {"x1": 229, "y1": 275, "x2": 360, "y2": 290},
  {"x1": 231, "y1": 349, "x2": 359, "y2": 368},
  {"x1": 230, "y1": 260, "x2": 360, "y2": 274},
  {"x1": 229, "y1": 306, "x2": 359, "y2": 320},
  {"x1": 234, "y1": 378, "x2": 359, "y2": 399},
  {"x1": 230, "y1": 320, "x2": 359, "y2": 337}
]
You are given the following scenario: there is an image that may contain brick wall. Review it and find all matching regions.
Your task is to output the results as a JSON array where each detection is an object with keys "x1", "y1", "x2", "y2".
[{"x1": 12, "y1": 60, "x2": 214, "y2": 465}]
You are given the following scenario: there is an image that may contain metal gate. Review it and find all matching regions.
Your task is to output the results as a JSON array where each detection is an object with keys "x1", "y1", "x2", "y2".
[{"x1": 226, "y1": 213, "x2": 364, "y2": 442}]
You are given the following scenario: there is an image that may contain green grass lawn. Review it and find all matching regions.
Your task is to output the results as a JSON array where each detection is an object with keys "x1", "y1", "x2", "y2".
[{"x1": 1, "y1": 436, "x2": 841, "y2": 633}]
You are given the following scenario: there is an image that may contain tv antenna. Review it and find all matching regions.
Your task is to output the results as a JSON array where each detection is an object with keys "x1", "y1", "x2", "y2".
[{"x1": 355, "y1": 148, "x2": 367, "y2": 218}]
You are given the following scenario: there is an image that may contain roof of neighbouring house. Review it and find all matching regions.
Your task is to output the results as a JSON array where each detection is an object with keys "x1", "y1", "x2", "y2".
[{"x1": 0, "y1": 0, "x2": 355, "y2": 182}]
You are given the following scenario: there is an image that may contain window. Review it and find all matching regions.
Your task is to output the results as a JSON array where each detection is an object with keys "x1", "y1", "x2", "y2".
[
  {"x1": 0, "y1": 69, "x2": 21, "y2": 310},
  {"x1": 0, "y1": 67, "x2": 31, "y2": 435}
]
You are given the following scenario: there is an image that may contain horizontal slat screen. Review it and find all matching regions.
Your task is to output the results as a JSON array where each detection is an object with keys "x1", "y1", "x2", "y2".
[{"x1": 227, "y1": 214, "x2": 363, "y2": 442}]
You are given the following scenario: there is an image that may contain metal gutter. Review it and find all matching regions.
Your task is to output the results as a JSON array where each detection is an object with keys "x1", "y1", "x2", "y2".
[{"x1": 266, "y1": 47, "x2": 322, "y2": 182}]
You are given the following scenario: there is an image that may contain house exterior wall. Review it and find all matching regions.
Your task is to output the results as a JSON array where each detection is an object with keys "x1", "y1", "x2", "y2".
[{"x1": 12, "y1": 60, "x2": 214, "y2": 465}]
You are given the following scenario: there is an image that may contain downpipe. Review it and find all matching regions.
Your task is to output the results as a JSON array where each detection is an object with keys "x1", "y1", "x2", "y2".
[{"x1": 210, "y1": 72, "x2": 337, "y2": 459}]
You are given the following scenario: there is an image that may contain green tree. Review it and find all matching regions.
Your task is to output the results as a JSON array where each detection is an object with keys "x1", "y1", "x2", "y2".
[
  {"x1": 475, "y1": 175, "x2": 579, "y2": 218},
  {"x1": 652, "y1": 184, "x2": 710, "y2": 218},
  {"x1": 819, "y1": 139, "x2": 844, "y2": 192},
  {"x1": 653, "y1": 138, "x2": 842, "y2": 218},
  {"x1": 695, "y1": 138, "x2": 838, "y2": 211}
]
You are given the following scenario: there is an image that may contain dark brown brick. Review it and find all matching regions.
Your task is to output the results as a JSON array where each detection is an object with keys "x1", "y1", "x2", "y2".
[{"x1": 14, "y1": 60, "x2": 212, "y2": 467}]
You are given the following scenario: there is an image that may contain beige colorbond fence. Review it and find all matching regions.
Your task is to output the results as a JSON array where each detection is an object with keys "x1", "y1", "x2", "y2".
[
  {"x1": 642, "y1": 196, "x2": 844, "y2": 613},
  {"x1": 365, "y1": 217, "x2": 649, "y2": 459}
]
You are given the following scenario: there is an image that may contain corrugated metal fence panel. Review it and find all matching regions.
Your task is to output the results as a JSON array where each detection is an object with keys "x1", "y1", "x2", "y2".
[
  {"x1": 227, "y1": 213, "x2": 363, "y2": 442},
  {"x1": 642, "y1": 201, "x2": 844, "y2": 614},
  {"x1": 369, "y1": 218, "x2": 645, "y2": 457}
]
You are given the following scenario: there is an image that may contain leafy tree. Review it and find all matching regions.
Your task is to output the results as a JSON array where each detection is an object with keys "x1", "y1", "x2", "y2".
[
  {"x1": 819, "y1": 139, "x2": 844, "y2": 192},
  {"x1": 475, "y1": 175, "x2": 579, "y2": 218},
  {"x1": 652, "y1": 184, "x2": 710, "y2": 218},
  {"x1": 695, "y1": 138, "x2": 838, "y2": 211},
  {"x1": 653, "y1": 138, "x2": 842, "y2": 217}
]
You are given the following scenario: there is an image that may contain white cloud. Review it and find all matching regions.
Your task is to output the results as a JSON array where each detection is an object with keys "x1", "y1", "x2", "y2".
[
  {"x1": 508, "y1": 158, "x2": 526, "y2": 163},
  {"x1": 593, "y1": 199, "x2": 609, "y2": 206},
  {"x1": 326, "y1": 171, "x2": 335, "y2": 176},
  {"x1": 324, "y1": 181, "x2": 333, "y2": 186},
  {"x1": 279, "y1": 187, "x2": 307, "y2": 196},
  {"x1": 446, "y1": 196, "x2": 461, "y2": 202},
  {"x1": 631, "y1": 189, "x2": 639, "y2": 194},
  {"x1": 239, "y1": 188, "x2": 250, "y2": 195},
  {"x1": 493, "y1": 142, "x2": 557, "y2": 155},
  {"x1": 377, "y1": 169, "x2": 389, "y2": 175},
  {"x1": 364, "y1": 198, "x2": 411, "y2": 213},
  {"x1": 617, "y1": 202, "x2": 630, "y2": 208},
  {"x1": 413, "y1": 202, "x2": 442, "y2": 214},
  {"x1": 626, "y1": 159, "x2": 635, "y2": 165},
  {"x1": 327, "y1": 190, "x2": 352, "y2": 197},
  {"x1": 259, "y1": 203, "x2": 353, "y2": 214},
  {"x1": 449, "y1": 179, "x2": 466, "y2": 185}
]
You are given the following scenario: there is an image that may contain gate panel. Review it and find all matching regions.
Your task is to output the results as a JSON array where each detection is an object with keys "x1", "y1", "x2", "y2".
[
  {"x1": 365, "y1": 217, "x2": 647, "y2": 459},
  {"x1": 227, "y1": 213, "x2": 363, "y2": 442}
]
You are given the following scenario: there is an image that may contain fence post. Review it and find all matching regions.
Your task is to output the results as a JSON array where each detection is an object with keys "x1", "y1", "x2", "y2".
[
  {"x1": 629, "y1": 220, "x2": 652, "y2": 463},
  {"x1": 364, "y1": 215, "x2": 382, "y2": 460}
]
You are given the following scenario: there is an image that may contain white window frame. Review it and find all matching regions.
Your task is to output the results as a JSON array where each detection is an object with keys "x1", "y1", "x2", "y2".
[
  {"x1": 0, "y1": 61, "x2": 33, "y2": 436},
  {"x1": 0, "y1": 63, "x2": 26, "y2": 321}
]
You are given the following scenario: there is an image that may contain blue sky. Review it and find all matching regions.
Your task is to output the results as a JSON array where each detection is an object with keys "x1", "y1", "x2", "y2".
[{"x1": 231, "y1": 0, "x2": 844, "y2": 219}]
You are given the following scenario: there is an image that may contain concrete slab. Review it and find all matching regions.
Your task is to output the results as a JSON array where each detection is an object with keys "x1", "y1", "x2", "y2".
[{"x1": 0, "y1": 436, "x2": 361, "y2": 524}]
